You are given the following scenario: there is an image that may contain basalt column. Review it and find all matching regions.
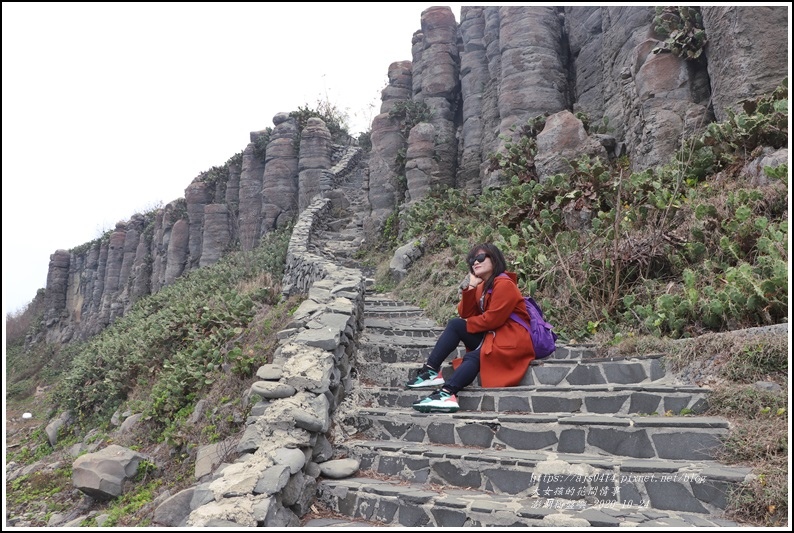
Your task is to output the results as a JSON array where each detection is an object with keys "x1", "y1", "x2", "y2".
[
  {"x1": 298, "y1": 117, "x2": 332, "y2": 211},
  {"x1": 411, "y1": 6, "x2": 459, "y2": 194},
  {"x1": 365, "y1": 61, "x2": 413, "y2": 243},
  {"x1": 262, "y1": 113, "x2": 300, "y2": 232}
]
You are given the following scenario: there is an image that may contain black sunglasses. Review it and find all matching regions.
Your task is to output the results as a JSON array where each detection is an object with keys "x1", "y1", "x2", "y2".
[{"x1": 468, "y1": 253, "x2": 489, "y2": 266}]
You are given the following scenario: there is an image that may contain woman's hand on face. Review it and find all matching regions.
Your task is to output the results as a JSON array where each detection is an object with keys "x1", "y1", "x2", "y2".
[{"x1": 468, "y1": 275, "x2": 483, "y2": 288}]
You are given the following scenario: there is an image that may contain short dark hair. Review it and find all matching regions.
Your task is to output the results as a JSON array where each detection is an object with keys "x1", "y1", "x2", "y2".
[{"x1": 466, "y1": 243, "x2": 507, "y2": 278}]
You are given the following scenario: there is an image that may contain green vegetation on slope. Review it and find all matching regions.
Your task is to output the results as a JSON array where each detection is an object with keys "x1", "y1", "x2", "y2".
[{"x1": 385, "y1": 79, "x2": 788, "y2": 345}]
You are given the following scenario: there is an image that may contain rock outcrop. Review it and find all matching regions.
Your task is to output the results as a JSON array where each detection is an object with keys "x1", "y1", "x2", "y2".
[
  {"x1": 35, "y1": 5, "x2": 788, "y2": 348},
  {"x1": 298, "y1": 117, "x2": 333, "y2": 211},
  {"x1": 72, "y1": 445, "x2": 150, "y2": 501},
  {"x1": 262, "y1": 113, "x2": 300, "y2": 233}
]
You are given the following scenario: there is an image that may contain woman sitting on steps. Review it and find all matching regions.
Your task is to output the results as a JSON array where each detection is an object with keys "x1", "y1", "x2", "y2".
[{"x1": 407, "y1": 242, "x2": 536, "y2": 413}]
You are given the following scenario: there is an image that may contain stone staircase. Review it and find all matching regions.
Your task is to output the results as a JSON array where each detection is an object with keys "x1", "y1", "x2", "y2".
[
  {"x1": 313, "y1": 294, "x2": 750, "y2": 527},
  {"x1": 301, "y1": 153, "x2": 750, "y2": 527}
]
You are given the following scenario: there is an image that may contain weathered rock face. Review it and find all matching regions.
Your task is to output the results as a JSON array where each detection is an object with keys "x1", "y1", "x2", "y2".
[
  {"x1": 298, "y1": 117, "x2": 333, "y2": 211},
  {"x1": 238, "y1": 137, "x2": 265, "y2": 252},
  {"x1": 404, "y1": 122, "x2": 436, "y2": 204},
  {"x1": 365, "y1": 60, "x2": 412, "y2": 242},
  {"x1": 199, "y1": 204, "x2": 231, "y2": 268},
  {"x1": 458, "y1": 6, "x2": 488, "y2": 193},
  {"x1": 37, "y1": 6, "x2": 787, "y2": 344},
  {"x1": 262, "y1": 113, "x2": 300, "y2": 233},
  {"x1": 701, "y1": 5, "x2": 790, "y2": 123},
  {"x1": 535, "y1": 110, "x2": 609, "y2": 181},
  {"x1": 164, "y1": 218, "x2": 190, "y2": 286},
  {"x1": 72, "y1": 445, "x2": 149, "y2": 501},
  {"x1": 43, "y1": 250, "x2": 70, "y2": 328},
  {"x1": 496, "y1": 6, "x2": 570, "y2": 140},
  {"x1": 185, "y1": 180, "x2": 213, "y2": 269},
  {"x1": 411, "y1": 6, "x2": 460, "y2": 194}
]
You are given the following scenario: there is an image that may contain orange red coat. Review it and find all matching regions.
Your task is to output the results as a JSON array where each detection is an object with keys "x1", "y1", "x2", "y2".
[{"x1": 457, "y1": 271, "x2": 535, "y2": 387}]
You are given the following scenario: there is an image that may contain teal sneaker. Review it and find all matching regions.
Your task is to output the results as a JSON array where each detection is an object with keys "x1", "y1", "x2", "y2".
[
  {"x1": 406, "y1": 366, "x2": 444, "y2": 389},
  {"x1": 412, "y1": 389, "x2": 459, "y2": 413}
]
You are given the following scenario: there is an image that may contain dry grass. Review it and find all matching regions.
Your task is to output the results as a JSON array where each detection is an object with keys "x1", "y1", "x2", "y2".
[{"x1": 387, "y1": 249, "x2": 467, "y2": 324}]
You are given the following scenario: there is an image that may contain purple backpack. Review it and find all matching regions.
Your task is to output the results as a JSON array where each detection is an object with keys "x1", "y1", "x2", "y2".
[
  {"x1": 509, "y1": 296, "x2": 558, "y2": 359},
  {"x1": 495, "y1": 273, "x2": 558, "y2": 359}
]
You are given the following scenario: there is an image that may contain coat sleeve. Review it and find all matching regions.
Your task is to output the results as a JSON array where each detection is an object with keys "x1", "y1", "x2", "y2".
[
  {"x1": 464, "y1": 277, "x2": 523, "y2": 334},
  {"x1": 457, "y1": 286, "x2": 480, "y2": 318}
]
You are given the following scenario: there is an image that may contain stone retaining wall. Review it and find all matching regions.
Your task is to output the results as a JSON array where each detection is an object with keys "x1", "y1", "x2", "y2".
[{"x1": 154, "y1": 150, "x2": 367, "y2": 527}]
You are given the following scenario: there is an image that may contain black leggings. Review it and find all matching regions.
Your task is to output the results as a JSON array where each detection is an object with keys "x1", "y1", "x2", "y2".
[{"x1": 426, "y1": 318, "x2": 485, "y2": 395}]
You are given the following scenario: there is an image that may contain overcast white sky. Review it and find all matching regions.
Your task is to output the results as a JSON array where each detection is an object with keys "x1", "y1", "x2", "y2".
[{"x1": 2, "y1": 2, "x2": 465, "y2": 316}]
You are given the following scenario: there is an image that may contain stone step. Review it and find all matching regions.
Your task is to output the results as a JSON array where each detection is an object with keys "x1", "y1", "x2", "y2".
[
  {"x1": 344, "y1": 410, "x2": 727, "y2": 461},
  {"x1": 357, "y1": 384, "x2": 710, "y2": 415},
  {"x1": 356, "y1": 357, "x2": 668, "y2": 388},
  {"x1": 363, "y1": 317, "x2": 442, "y2": 333},
  {"x1": 360, "y1": 332, "x2": 598, "y2": 361},
  {"x1": 363, "y1": 302, "x2": 426, "y2": 317},
  {"x1": 315, "y1": 477, "x2": 741, "y2": 527},
  {"x1": 340, "y1": 439, "x2": 750, "y2": 514}
]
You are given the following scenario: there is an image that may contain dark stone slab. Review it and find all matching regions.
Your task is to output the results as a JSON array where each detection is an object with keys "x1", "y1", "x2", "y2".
[
  {"x1": 629, "y1": 392, "x2": 662, "y2": 415},
  {"x1": 689, "y1": 397, "x2": 709, "y2": 414},
  {"x1": 382, "y1": 420, "x2": 413, "y2": 438},
  {"x1": 398, "y1": 488, "x2": 435, "y2": 505},
  {"x1": 532, "y1": 396, "x2": 582, "y2": 413},
  {"x1": 498, "y1": 394, "x2": 531, "y2": 412},
  {"x1": 470, "y1": 498, "x2": 514, "y2": 512},
  {"x1": 497, "y1": 427, "x2": 558, "y2": 450},
  {"x1": 458, "y1": 423, "x2": 495, "y2": 448},
  {"x1": 662, "y1": 395, "x2": 692, "y2": 414},
  {"x1": 691, "y1": 478, "x2": 730, "y2": 509},
  {"x1": 432, "y1": 460, "x2": 482, "y2": 488},
  {"x1": 652, "y1": 432, "x2": 723, "y2": 460},
  {"x1": 602, "y1": 362, "x2": 647, "y2": 384},
  {"x1": 558, "y1": 428, "x2": 586, "y2": 453},
  {"x1": 645, "y1": 477, "x2": 709, "y2": 513},
  {"x1": 701, "y1": 465, "x2": 752, "y2": 482},
  {"x1": 355, "y1": 495, "x2": 377, "y2": 520},
  {"x1": 566, "y1": 365, "x2": 607, "y2": 385},
  {"x1": 395, "y1": 394, "x2": 416, "y2": 408},
  {"x1": 532, "y1": 366, "x2": 571, "y2": 385},
  {"x1": 376, "y1": 455, "x2": 405, "y2": 476},
  {"x1": 458, "y1": 395, "x2": 481, "y2": 411},
  {"x1": 559, "y1": 415, "x2": 630, "y2": 426},
  {"x1": 500, "y1": 413, "x2": 558, "y2": 423},
  {"x1": 427, "y1": 422, "x2": 456, "y2": 444},
  {"x1": 590, "y1": 477, "x2": 618, "y2": 502},
  {"x1": 398, "y1": 503, "x2": 431, "y2": 526},
  {"x1": 584, "y1": 394, "x2": 630, "y2": 414},
  {"x1": 617, "y1": 481, "x2": 644, "y2": 506},
  {"x1": 372, "y1": 499, "x2": 398, "y2": 523},
  {"x1": 482, "y1": 468, "x2": 538, "y2": 495},
  {"x1": 405, "y1": 425, "x2": 426, "y2": 442},
  {"x1": 588, "y1": 428, "x2": 654, "y2": 458},
  {"x1": 633, "y1": 417, "x2": 727, "y2": 428},
  {"x1": 335, "y1": 489, "x2": 358, "y2": 516},
  {"x1": 430, "y1": 507, "x2": 467, "y2": 527},
  {"x1": 649, "y1": 358, "x2": 665, "y2": 381},
  {"x1": 480, "y1": 394, "x2": 495, "y2": 411},
  {"x1": 620, "y1": 459, "x2": 681, "y2": 473}
]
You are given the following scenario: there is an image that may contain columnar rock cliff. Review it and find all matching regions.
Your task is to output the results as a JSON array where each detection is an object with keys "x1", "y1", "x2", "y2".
[
  {"x1": 38, "y1": 5, "x2": 788, "y2": 345},
  {"x1": 364, "y1": 4, "x2": 787, "y2": 236}
]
